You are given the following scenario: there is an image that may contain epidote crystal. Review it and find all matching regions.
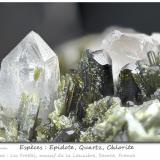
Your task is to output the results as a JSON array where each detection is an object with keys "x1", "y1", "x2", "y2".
[{"x1": 0, "y1": 31, "x2": 60, "y2": 121}]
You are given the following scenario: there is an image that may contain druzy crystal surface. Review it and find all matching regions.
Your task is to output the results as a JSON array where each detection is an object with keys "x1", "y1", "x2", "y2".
[{"x1": 0, "y1": 31, "x2": 60, "y2": 120}]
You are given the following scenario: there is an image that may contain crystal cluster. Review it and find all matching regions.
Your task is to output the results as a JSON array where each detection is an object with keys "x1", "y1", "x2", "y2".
[
  {"x1": 1, "y1": 27, "x2": 160, "y2": 142},
  {"x1": 94, "y1": 30, "x2": 160, "y2": 92},
  {"x1": 118, "y1": 50, "x2": 160, "y2": 105},
  {"x1": 80, "y1": 98, "x2": 160, "y2": 142}
]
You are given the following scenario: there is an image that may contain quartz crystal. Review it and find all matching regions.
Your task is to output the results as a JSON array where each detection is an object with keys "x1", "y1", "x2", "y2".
[
  {"x1": 0, "y1": 31, "x2": 60, "y2": 121},
  {"x1": 92, "y1": 30, "x2": 159, "y2": 93},
  {"x1": 17, "y1": 93, "x2": 40, "y2": 141}
]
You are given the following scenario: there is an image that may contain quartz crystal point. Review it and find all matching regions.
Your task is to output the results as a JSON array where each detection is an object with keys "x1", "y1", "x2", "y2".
[
  {"x1": 92, "y1": 30, "x2": 159, "y2": 93},
  {"x1": 0, "y1": 31, "x2": 60, "y2": 121}
]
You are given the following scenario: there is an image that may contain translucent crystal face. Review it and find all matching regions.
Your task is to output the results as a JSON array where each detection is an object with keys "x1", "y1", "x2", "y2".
[{"x1": 0, "y1": 31, "x2": 60, "y2": 119}]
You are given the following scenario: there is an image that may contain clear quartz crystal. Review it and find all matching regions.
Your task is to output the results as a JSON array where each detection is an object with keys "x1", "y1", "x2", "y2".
[
  {"x1": 93, "y1": 29, "x2": 159, "y2": 93},
  {"x1": 0, "y1": 31, "x2": 60, "y2": 121}
]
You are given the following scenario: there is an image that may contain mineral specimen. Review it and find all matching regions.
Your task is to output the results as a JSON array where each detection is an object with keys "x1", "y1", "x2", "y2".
[
  {"x1": 81, "y1": 96, "x2": 160, "y2": 142},
  {"x1": 17, "y1": 92, "x2": 40, "y2": 141},
  {"x1": 125, "y1": 99, "x2": 160, "y2": 141},
  {"x1": 115, "y1": 48, "x2": 160, "y2": 106},
  {"x1": 80, "y1": 96, "x2": 126, "y2": 142},
  {"x1": 130, "y1": 51, "x2": 160, "y2": 100},
  {"x1": 0, "y1": 27, "x2": 160, "y2": 143},
  {"x1": 93, "y1": 30, "x2": 159, "y2": 92},
  {"x1": 0, "y1": 31, "x2": 60, "y2": 121},
  {"x1": 52, "y1": 50, "x2": 106, "y2": 123},
  {"x1": 52, "y1": 128, "x2": 76, "y2": 142},
  {"x1": 118, "y1": 69, "x2": 142, "y2": 105}
]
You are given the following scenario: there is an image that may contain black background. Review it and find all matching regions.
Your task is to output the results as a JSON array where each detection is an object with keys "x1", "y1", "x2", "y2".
[{"x1": 0, "y1": 3, "x2": 160, "y2": 61}]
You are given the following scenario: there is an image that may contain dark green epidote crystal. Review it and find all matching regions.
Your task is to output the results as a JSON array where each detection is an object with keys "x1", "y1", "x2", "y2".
[
  {"x1": 133, "y1": 51, "x2": 160, "y2": 99},
  {"x1": 118, "y1": 51, "x2": 160, "y2": 105}
]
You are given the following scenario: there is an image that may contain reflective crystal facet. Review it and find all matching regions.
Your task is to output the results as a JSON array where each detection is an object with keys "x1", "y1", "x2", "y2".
[{"x1": 0, "y1": 31, "x2": 60, "y2": 120}]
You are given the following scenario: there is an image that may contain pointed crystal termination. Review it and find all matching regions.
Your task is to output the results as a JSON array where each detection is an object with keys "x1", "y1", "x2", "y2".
[{"x1": 0, "y1": 31, "x2": 60, "y2": 121}]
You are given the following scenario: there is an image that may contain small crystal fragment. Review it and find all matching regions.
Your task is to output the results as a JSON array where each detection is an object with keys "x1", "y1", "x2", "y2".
[{"x1": 52, "y1": 128, "x2": 76, "y2": 142}]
